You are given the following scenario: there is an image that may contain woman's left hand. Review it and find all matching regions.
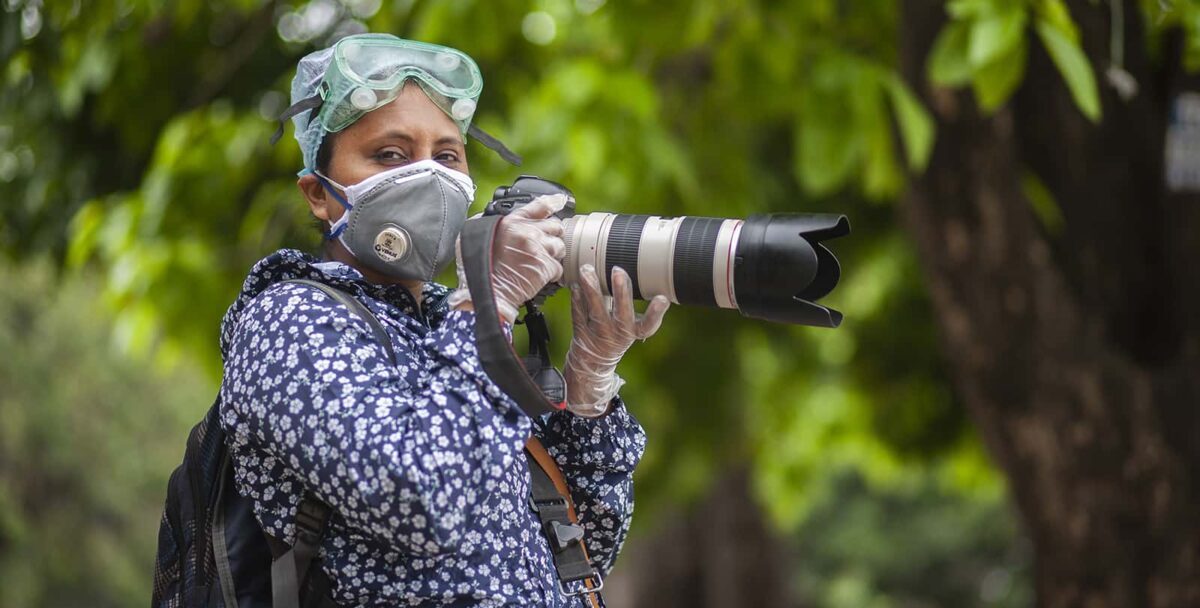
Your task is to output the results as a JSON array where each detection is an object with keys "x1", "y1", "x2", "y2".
[{"x1": 563, "y1": 264, "x2": 670, "y2": 417}]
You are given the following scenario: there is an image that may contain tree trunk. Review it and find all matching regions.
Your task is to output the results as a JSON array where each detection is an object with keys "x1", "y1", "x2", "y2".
[
  {"x1": 898, "y1": 1, "x2": 1200, "y2": 606},
  {"x1": 605, "y1": 466, "x2": 797, "y2": 608}
]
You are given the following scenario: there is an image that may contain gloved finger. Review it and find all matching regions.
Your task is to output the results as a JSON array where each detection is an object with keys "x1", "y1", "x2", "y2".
[
  {"x1": 579, "y1": 265, "x2": 608, "y2": 321},
  {"x1": 635, "y1": 295, "x2": 670, "y2": 339},
  {"x1": 501, "y1": 242, "x2": 560, "y2": 278},
  {"x1": 531, "y1": 192, "x2": 569, "y2": 214},
  {"x1": 507, "y1": 193, "x2": 566, "y2": 221},
  {"x1": 532, "y1": 218, "x2": 564, "y2": 238},
  {"x1": 611, "y1": 266, "x2": 636, "y2": 329},
  {"x1": 542, "y1": 235, "x2": 566, "y2": 261},
  {"x1": 570, "y1": 275, "x2": 589, "y2": 319},
  {"x1": 542, "y1": 257, "x2": 564, "y2": 284},
  {"x1": 531, "y1": 237, "x2": 565, "y2": 267}
]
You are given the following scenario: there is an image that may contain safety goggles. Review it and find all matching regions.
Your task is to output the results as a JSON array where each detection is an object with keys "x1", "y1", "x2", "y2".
[
  {"x1": 272, "y1": 34, "x2": 521, "y2": 165},
  {"x1": 318, "y1": 34, "x2": 481, "y2": 133}
]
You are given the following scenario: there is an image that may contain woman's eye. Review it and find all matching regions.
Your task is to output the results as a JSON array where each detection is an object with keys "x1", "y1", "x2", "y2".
[
  {"x1": 436, "y1": 152, "x2": 460, "y2": 164},
  {"x1": 375, "y1": 149, "x2": 407, "y2": 163}
]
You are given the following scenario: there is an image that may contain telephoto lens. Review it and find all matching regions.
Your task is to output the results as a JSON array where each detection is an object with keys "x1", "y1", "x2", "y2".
[{"x1": 485, "y1": 176, "x2": 849, "y2": 328}]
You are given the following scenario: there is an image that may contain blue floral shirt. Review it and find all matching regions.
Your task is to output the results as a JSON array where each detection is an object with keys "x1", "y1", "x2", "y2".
[{"x1": 217, "y1": 249, "x2": 645, "y2": 607}]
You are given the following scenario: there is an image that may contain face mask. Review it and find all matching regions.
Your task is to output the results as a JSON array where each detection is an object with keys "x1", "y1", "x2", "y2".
[{"x1": 316, "y1": 159, "x2": 476, "y2": 281}]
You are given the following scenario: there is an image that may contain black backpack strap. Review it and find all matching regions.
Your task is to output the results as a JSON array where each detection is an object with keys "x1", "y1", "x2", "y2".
[
  {"x1": 285, "y1": 278, "x2": 397, "y2": 366},
  {"x1": 267, "y1": 279, "x2": 396, "y2": 608},
  {"x1": 212, "y1": 452, "x2": 240, "y2": 608},
  {"x1": 271, "y1": 495, "x2": 332, "y2": 608}
]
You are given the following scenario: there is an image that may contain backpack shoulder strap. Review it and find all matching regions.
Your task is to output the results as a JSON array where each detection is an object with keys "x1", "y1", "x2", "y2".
[
  {"x1": 212, "y1": 451, "x2": 240, "y2": 608},
  {"x1": 270, "y1": 494, "x2": 332, "y2": 608},
  {"x1": 284, "y1": 278, "x2": 397, "y2": 366},
  {"x1": 269, "y1": 279, "x2": 394, "y2": 608},
  {"x1": 524, "y1": 437, "x2": 604, "y2": 608}
]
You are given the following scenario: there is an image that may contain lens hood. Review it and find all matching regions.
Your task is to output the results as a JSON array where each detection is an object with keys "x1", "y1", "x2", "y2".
[{"x1": 733, "y1": 214, "x2": 849, "y2": 328}]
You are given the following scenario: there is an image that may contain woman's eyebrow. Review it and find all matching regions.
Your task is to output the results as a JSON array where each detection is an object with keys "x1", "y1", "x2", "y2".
[
  {"x1": 372, "y1": 131, "x2": 463, "y2": 147},
  {"x1": 374, "y1": 130, "x2": 415, "y2": 144}
]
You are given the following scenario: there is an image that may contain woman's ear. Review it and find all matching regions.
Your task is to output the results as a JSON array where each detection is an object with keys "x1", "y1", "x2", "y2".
[{"x1": 298, "y1": 173, "x2": 334, "y2": 223}]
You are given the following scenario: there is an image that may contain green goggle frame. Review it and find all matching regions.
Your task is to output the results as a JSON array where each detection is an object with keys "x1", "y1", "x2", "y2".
[
  {"x1": 272, "y1": 34, "x2": 521, "y2": 166},
  {"x1": 319, "y1": 34, "x2": 482, "y2": 133}
]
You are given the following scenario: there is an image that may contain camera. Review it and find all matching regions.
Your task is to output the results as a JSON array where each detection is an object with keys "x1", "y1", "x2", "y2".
[{"x1": 484, "y1": 175, "x2": 849, "y2": 328}]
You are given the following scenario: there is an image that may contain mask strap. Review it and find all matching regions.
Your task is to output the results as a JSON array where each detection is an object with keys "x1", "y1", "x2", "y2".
[
  {"x1": 313, "y1": 173, "x2": 352, "y2": 241},
  {"x1": 270, "y1": 94, "x2": 324, "y2": 145},
  {"x1": 314, "y1": 172, "x2": 352, "y2": 211},
  {"x1": 468, "y1": 124, "x2": 523, "y2": 166},
  {"x1": 326, "y1": 217, "x2": 349, "y2": 240}
]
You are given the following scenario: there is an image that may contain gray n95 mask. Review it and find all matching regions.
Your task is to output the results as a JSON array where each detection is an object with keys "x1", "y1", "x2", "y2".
[{"x1": 316, "y1": 159, "x2": 476, "y2": 281}]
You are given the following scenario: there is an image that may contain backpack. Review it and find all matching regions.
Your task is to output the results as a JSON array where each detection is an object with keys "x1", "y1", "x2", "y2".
[{"x1": 152, "y1": 279, "x2": 603, "y2": 608}]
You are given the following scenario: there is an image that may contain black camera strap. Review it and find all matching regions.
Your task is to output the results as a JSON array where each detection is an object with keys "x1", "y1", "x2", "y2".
[
  {"x1": 460, "y1": 217, "x2": 608, "y2": 603},
  {"x1": 460, "y1": 214, "x2": 567, "y2": 418}
]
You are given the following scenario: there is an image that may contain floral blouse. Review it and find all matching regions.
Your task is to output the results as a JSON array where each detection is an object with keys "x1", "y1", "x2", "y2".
[{"x1": 217, "y1": 249, "x2": 645, "y2": 607}]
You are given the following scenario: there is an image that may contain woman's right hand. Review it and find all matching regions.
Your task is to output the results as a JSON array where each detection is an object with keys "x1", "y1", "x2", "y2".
[{"x1": 449, "y1": 193, "x2": 567, "y2": 323}]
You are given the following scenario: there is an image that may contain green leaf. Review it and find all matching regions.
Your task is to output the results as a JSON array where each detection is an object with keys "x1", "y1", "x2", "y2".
[
  {"x1": 928, "y1": 21, "x2": 974, "y2": 86},
  {"x1": 971, "y1": 40, "x2": 1027, "y2": 112},
  {"x1": 863, "y1": 110, "x2": 904, "y2": 198},
  {"x1": 1020, "y1": 170, "x2": 1064, "y2": 234},
  {"x1": 794, "y1": 116, "x2": 861, "y2": 196},
  {"x1": 947, "y1": 0, "x2": 996, "y2": 19},
  {"x1": 794, "y1": 55, "x2": 867, "y2": 196},
  {"x1": 1035, "y1": 19, "x2": 1102, "y2": 122},
  {"x1": 1034, "y1": 0, "x2": 1077, "y2": 39},
  {"x1": 967, "y1": 7, "x2": 1028, "y2": 67},
  {"x1": 856, "y1": 76, "x2": 903, "y2": 198},
  {"x1": 567, "y1": 125, "x2": 608, "y2": 184},
  {"x1": 884, "y1": 75, "x2": 936, "y2": 171}
]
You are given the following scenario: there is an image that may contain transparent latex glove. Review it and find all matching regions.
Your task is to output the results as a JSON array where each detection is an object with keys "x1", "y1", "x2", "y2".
[
  {"x1": 564, "y1": 264, "x2": 670, "y2": 417},
  {"x1": 447, "y1": 194, "x2": 567, "y2": 324}
]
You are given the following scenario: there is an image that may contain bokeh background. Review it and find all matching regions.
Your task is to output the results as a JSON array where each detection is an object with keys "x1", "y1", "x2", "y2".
[{"x1": 3, "y1": 1, "x2": 1200, "y2": 606}]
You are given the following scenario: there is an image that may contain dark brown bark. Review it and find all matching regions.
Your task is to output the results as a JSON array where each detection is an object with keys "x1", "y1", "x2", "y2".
[
  {"x1": 605, "y1": 466, "x2": 797, "y2": 608},
  {"x1": 898, "y1": 1, "x2": 1200, "y2": 606}
]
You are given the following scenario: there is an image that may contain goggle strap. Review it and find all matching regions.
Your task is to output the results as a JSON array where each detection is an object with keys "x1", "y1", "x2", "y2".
[
  {"x1": 468, "y1": 124, "x2": 523, "y2": 166},
  {"x1": 270, "y1": 94, "x2": 325, "y2": 145}
]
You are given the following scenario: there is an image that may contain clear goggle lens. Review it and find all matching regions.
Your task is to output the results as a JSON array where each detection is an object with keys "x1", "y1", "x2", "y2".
[{"x1": 318, "y1": 35, "x2": 483, "y2": 133}]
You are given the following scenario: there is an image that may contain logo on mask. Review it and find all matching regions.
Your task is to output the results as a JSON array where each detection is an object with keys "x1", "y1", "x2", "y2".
[{"x1": 373, "y1": 226, "x2": 411, "y2": 262}]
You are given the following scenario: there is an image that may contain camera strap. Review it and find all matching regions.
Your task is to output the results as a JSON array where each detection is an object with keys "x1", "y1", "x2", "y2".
[
  {"x1": 461, "y1": 216, "x2": 605, "y2": 602},
  {"x1": 525, "y1": 436, "x2": 604, "y2": 607},
  {"x1": 460, "y1": 214, "x2": 567, "y2": 417}
]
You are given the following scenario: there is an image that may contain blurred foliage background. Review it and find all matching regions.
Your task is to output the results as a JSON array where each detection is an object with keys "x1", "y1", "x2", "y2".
[{"x1": 3, "y1": 0, "x2": 1196, "y2": 606}]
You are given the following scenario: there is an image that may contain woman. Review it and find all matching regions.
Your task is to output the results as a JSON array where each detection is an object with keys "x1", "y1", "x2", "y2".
[{"x1": 217, "y1": 33, "x2": 670, "y2": 606}]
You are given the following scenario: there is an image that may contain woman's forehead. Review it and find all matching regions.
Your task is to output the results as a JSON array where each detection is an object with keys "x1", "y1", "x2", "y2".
[{"x1": 344, "y1": 82, "x2": 462, "y2": 144}]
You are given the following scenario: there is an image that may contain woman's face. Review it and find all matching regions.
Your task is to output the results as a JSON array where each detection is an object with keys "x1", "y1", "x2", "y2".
[{"x1": 299, "y1": 80, "x2": 470, "y2": 228}]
